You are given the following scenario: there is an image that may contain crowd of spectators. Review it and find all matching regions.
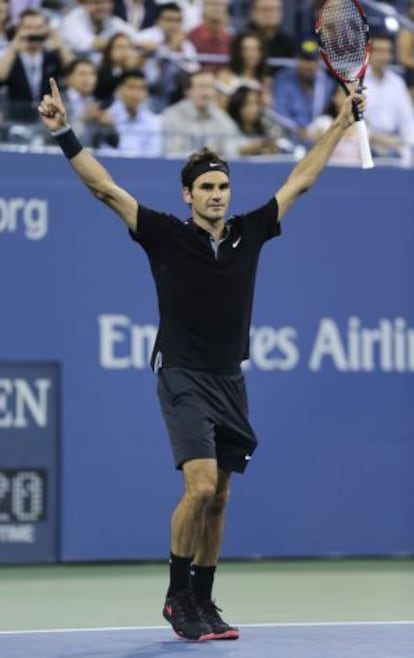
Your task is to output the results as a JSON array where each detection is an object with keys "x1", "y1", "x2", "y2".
[{"x1": 0, "y1": 0, "x2": 413, "y2": 164}]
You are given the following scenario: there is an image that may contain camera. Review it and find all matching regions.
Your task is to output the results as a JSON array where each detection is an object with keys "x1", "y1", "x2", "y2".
[{"x1": 26, "y1": 33, "x2": 47, "y2": 42}]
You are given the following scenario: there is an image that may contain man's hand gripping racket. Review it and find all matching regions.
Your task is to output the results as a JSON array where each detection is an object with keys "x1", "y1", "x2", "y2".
[{"x1": 316, "y1": 0, "x2": 374, "y2": 169}]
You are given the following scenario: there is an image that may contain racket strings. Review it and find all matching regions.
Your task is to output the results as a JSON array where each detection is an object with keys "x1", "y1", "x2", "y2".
[{"x1": 318, "y1": 0, "x2": 367, "y2": 80}]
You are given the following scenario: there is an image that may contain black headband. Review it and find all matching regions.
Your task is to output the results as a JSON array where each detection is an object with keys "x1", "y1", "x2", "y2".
[{"x1": 183, "y1": 161, "x2": 230, "y2": 188}]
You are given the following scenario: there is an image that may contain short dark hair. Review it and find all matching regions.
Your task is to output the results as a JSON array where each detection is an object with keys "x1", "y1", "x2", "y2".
[
  {"x1": 370, "y1": 32, "x2": 394, "y2": 43},
  {"x1": 19, "y1": 8, "x2": 45, "y2": 22},
  {"x1": 156, "y1": 2, "x2": 181, "y2": 19},
  {"x1": 115, "y1": 68, "x2": 147, "y2": 87},
  {"x1": 182, "y1": 68, "x2": 211, "y2": 92},
  {"x1": 64, "y1": 57, "x2": 96, "y2": 78},
  {"x1": 181, "y1": 147, "x2": 229, "y2": 189}
]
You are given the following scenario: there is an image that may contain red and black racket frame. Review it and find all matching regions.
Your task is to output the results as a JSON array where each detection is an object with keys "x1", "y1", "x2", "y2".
[{"x1": 315, "y1": 0, "x2": 372, "y2": 121}]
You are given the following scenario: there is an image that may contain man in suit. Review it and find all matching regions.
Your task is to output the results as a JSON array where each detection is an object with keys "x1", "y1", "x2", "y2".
[{"x1": 0, "y1": 8, "x2": 72, "y2": 122}]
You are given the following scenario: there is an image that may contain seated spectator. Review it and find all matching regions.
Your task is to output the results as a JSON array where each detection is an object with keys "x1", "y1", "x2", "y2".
[
  {"x1": 396, "y1": 0, "x2": 414, "y2": 102},
  {"x1": 304, "y1": 85, "x2": 360, "y2": 165},
  {"x1": 247, "y1": 0, "x2": 295, "y2": 67},
  {"x1": 107, "y1": 68, "x2": 162, "y2": 154},
  {"x1": 162, "y1": 68, "x2": 239, "y2": 156},
  {"x1": 365, "y1": 34, "x2": 414, "y2": 162},
  {"x1": 62, "y1": 57, "x2": 112, "y2": 146},
  {"x1": 95, "y1": 32, "x2": 140, "y2": 104},
  {"x1": 59, "y1": 0, "x2": 139, "y2": 61},
  {"x1": 271, "y1": 37, "x2": 335, "y2": 137},
  {"x1": 135, "y1": 2, "x2": 199, "y2": 112},
  {"x1": 113, "y1": 0, "x2": 157, "y2": 30},
  {"x1": 216, "y1": 30, "x2": 271, "y2": 108},
  {"x1": 0, "y1": 8, "x2": 72, "y2": 122},
  {"x1": 227, "y1": 84, "x2": 278, "y2": 156},
  {"x1": 187, "y1": 0, "x2": 231, "y2": 73}
]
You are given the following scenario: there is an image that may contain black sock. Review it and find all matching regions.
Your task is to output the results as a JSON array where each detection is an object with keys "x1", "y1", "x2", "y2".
[
  {"x1": 167, "y1": 552, "x2": 192, "y2": 597},
  {"x1": 191, "y1": 565, "x2": 216, "y2": 602}
]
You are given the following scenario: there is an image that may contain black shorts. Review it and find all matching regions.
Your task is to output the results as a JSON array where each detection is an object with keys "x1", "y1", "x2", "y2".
[{"x1": 157, "y1": 367, "x2": 258, "y2": 473}]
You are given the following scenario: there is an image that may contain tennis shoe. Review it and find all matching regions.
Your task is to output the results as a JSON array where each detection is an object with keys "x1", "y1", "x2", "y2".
[
  {"x1": 163, "y1": 589, "x2": 214, "y2": 641},
  {"x1": 197, "y1": 599, "x2": 239, "y2": 640}
]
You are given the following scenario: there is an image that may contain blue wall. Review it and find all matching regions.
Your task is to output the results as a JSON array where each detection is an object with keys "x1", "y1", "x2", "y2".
[{"x1": 1, "y1": 153, "x2": 413, "y2": 561}]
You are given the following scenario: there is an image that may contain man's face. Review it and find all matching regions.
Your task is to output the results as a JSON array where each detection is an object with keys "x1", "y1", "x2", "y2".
[
  {"x1": 183, "y1": 171, "x2": 231, "y2": 225},
  {"x1": 67, "y1": 62, "x2": 97, "y2": 96},
  {"x1": 251, "y1": 0, "x2": 282, "y2": 29},
  {"x1": 296, "y1": 57, "x2": 320, "y2": 83},
  {"x1": 371, "y1": 38, "x2": 393, "y2": 72},
  {"x1": 203, "y1": 0, "x2": 229, "y2": 24},
  {"x1": 0, "y1": 0, "x2": 8, "y2": 25},
  {"x1": 158, "y1": 8, "x2": 182, "y2": 39},
  {"x1": 19, "y1": 14, "x2": 48, "y2": 52},
  {"x1": 118, "y1": 76, "x2": 148, "y2": 113},
  {"x1": 85, "y1": 0, "x2": 113, "y2": 24},
  {"x1": 187, "y1": 73, "x2": 216, "y2": 111}
]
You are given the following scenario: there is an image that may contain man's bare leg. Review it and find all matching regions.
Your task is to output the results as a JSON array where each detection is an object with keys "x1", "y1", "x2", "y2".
[
  {"x1": 170, "y1": 458, "x2": 218, "y2": 557},
  {"x1": 191, "y1": 469, "x2": 239, "y2": 639},
  {"x1": 163, "y1": 459, "x2": 219, "y2": 641},
  {"x1": 193, "y1": 469, "x2": 231, "y2": 566},
  {"x1": 167, "y1": 458, "x2": 218, "y2": 596}
]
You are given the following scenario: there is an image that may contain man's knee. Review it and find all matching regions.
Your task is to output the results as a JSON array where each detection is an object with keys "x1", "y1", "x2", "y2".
[
  {"x1": 183, "y1": 459, "x2": 218, "y2": 510},
  {"x1": 187, "y1": 482, "x2": 217, "y2": 509},
  {"x1": 207, "y1": 487, "x2": 230, "y2": 515}
]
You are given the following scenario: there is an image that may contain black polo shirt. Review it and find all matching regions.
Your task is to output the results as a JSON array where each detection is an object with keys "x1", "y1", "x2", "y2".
[{"x1": 129, "y1": 197, "x2": 280, "y2": 371}]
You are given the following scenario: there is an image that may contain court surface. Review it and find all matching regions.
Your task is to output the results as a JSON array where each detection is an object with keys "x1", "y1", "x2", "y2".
[
  {"x1": 1, "y1": 560, "x2": 413, "y2": 657},
  {"x1": 1, "y1": 623, "x2": 414, "y2": 658}
]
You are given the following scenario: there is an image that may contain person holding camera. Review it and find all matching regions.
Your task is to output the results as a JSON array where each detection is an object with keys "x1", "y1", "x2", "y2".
[{"x1": 0, "y1": 8, "x2": 73, "y2": 123}]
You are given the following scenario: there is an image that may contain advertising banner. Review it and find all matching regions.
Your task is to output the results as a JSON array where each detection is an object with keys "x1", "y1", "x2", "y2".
[
  {"x1": 0, "y1": 153, "x2": 413, "y2": 560},
  {"x1": 0, "y1": 362, "x2": 59, "y2": 563}
]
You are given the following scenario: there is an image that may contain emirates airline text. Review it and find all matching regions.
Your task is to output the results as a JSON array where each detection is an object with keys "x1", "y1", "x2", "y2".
[{"x1": 98, "y1": 315, "x2": 414, "y2": 373}]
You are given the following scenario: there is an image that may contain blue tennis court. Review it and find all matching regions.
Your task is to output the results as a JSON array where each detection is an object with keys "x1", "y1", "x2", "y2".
[{"x1": 1, "y1": 622, "x2": 414, "y2": 658}]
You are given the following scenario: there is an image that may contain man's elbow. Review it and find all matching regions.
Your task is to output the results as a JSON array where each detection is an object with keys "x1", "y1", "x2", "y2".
[
  {"x1": 89, "y1": 180, "x2": 114, "y2": 203},
  {"x1": 299, "y1": 183, "x2": 311, "y2": 195}
]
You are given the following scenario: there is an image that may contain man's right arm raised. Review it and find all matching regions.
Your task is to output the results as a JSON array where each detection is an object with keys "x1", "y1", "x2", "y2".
[{"x1": 38, "y1": 78, "x2": 138, "y2": 232}]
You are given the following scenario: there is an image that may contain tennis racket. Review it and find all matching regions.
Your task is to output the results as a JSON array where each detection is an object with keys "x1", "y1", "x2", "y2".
[{"x1": 315, "y1": 0, "x2": 375, "y2": 169}]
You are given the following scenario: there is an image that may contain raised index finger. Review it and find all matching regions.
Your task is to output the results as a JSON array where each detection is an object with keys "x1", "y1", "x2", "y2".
[{"x1": 49, "y1": 77, "x2": 62, "y2": 103}]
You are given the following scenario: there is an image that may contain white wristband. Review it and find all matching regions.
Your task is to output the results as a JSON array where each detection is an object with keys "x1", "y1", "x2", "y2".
[{"x1": 50, "y1": 124, "x2": 72, "y2": 137}]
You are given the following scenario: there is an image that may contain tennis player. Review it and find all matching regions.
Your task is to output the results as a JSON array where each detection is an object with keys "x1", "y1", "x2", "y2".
[{"x1": 38, "y1": 77, "x2": 366, "y2": 642}]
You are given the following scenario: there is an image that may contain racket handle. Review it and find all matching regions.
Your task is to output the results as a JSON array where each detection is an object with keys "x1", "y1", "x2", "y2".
[{"x1": 355, "y1": 119, "x2": 375, "y2": 169}]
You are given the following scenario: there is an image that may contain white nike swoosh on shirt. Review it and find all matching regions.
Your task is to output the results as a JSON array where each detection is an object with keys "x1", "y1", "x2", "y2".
[{"x1": 232, "y1": 237, "x2": 241, "y2": 248}]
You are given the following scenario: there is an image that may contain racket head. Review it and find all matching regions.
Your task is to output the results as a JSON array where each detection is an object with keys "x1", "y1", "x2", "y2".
[{"x1": 315, "y1": 0, "x2": 371, "y2": 84}]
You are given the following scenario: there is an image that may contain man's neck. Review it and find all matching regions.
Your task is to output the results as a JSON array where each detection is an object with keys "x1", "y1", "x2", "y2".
[
  {"x1": 192, "y1": 215, "x2": 226, "y2": 240},
  {"x1": 204, "y1": 18, "x2": 222, "y2": 33},
  {"x1": 371, "y1": 66, "x2": 386, "y2": 80}
]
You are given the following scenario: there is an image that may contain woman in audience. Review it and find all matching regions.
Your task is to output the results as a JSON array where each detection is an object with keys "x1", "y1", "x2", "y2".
[
  {"x1": 95, "y1": 32, "x2": 141, "y2": 104},
  {"x1": 304, "y1": 84, "x2": 360, "y2": 164},
  {"x1": 227, "y1": 84, "x2": 278, "y2": 156},
  {"x1": 216, "y1": 30, "x2": 272, "y2": 109}
]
